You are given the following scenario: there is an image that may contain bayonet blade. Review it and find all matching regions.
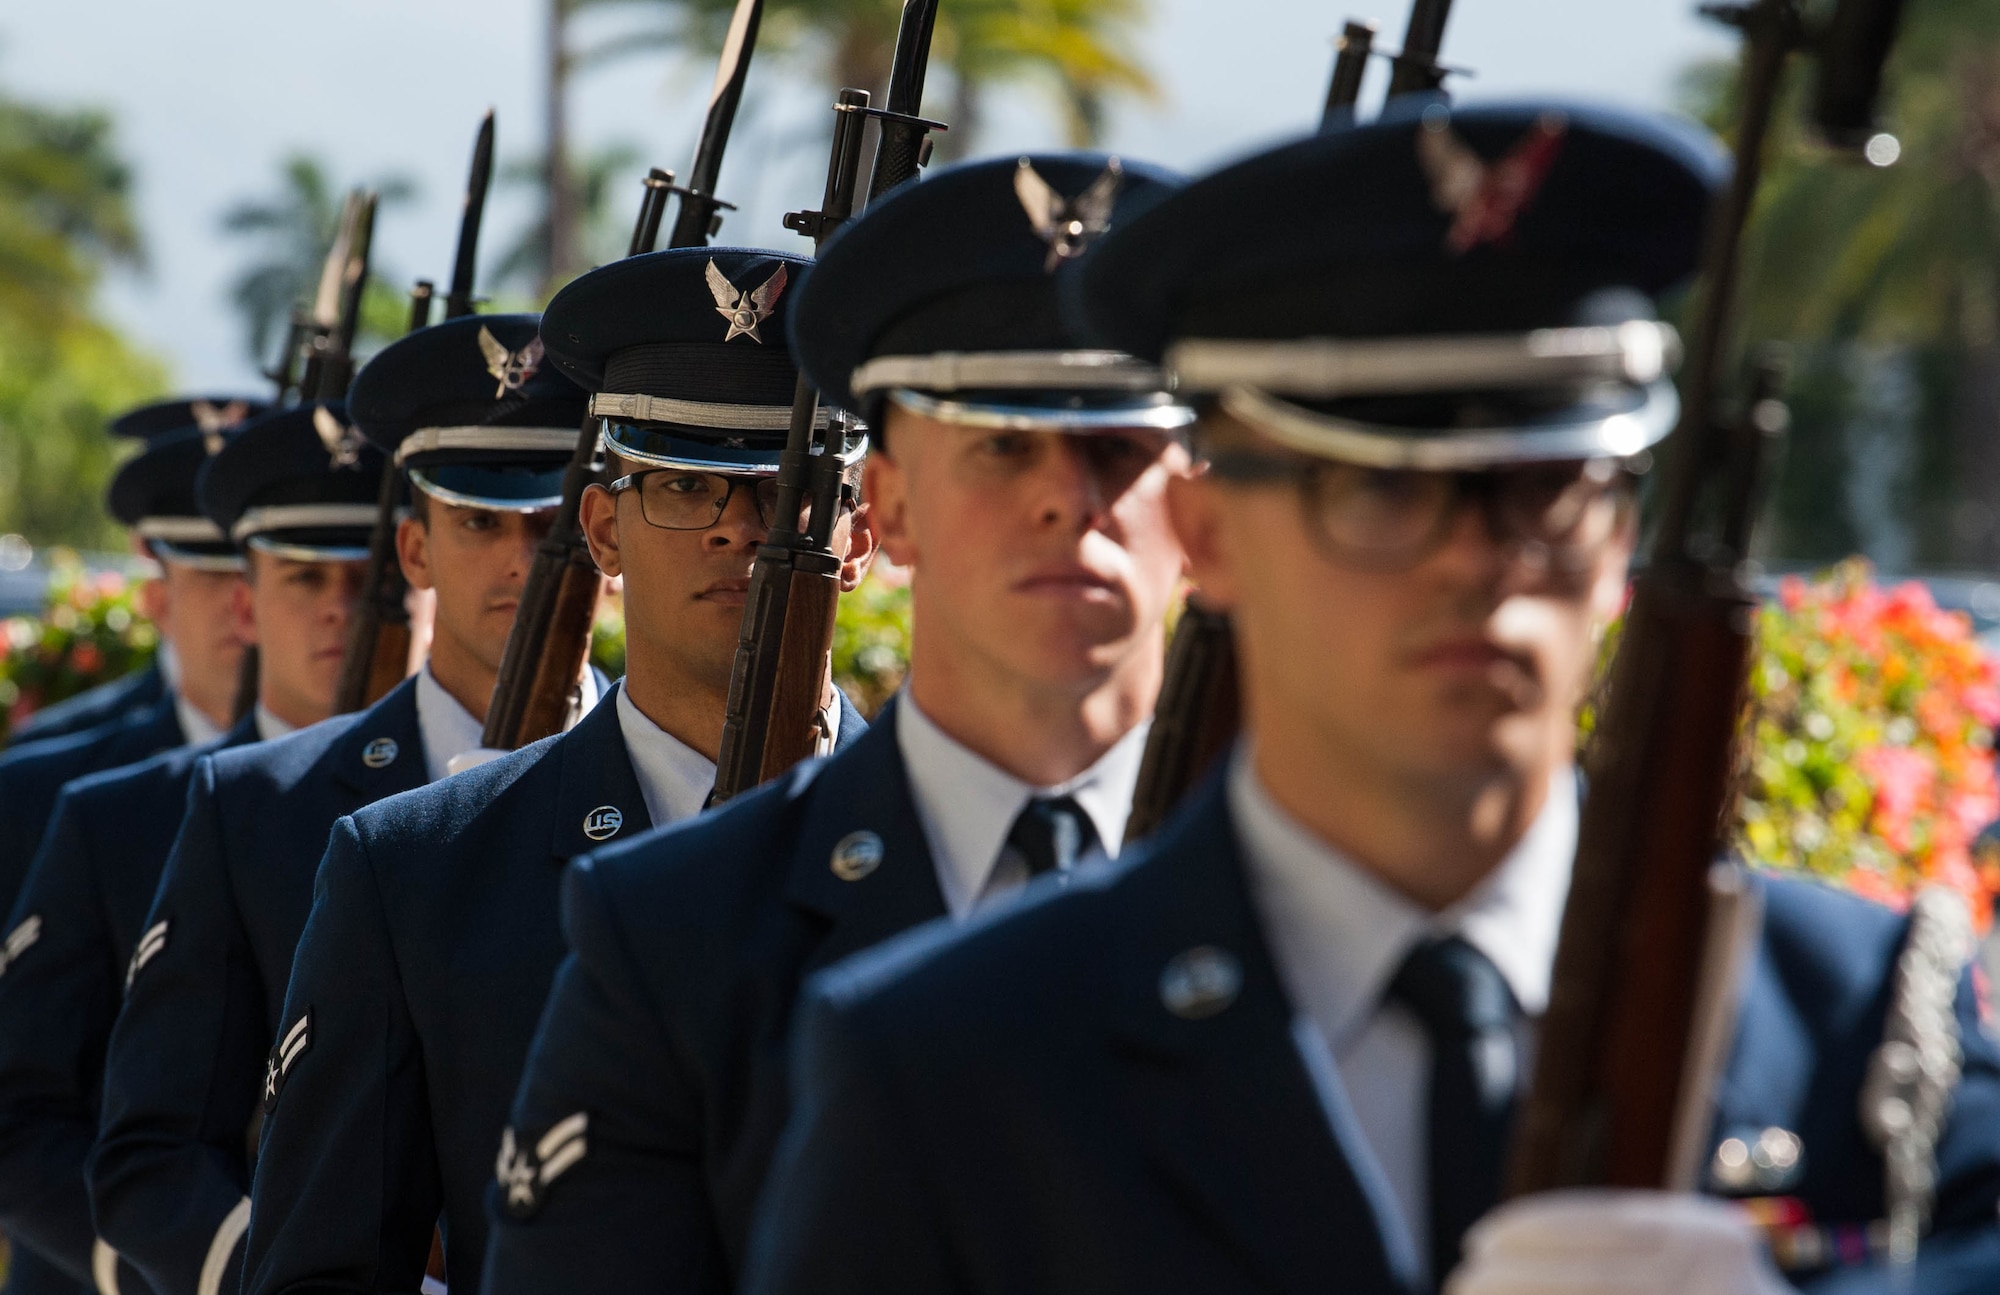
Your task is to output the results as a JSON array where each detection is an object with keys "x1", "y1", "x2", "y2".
[
  {"x1": 445, "y1": 110, "x2": 496, "y2": 319},
  {"x1": 666, "y1": 0, "x2": 765, "y2": 248}
]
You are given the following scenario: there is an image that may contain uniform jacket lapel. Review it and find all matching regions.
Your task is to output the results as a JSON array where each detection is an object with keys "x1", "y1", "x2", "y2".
[
  {"x1": 545, "y1": 695, "x2": 651, "y2": 863},
  {"x1": 784, "y1": 699, "x2": 947, "y2": 977},
  {"x1": 327, "y1": 676, "x2": 430, "y2": 804},
  {"x1": 1106, "y1": 776, "x2": 1419, "y2": 1295}
]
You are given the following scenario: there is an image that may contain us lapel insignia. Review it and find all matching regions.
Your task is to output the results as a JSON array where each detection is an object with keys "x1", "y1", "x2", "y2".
[
  {"x1": 312, "y1": 406, "x2": 366, "y2": 470},
  {"x1": 829, "y1": 830, "x2": 884, "y2": 882},
  {"x1": 126, "y1": 919, "x2": 170, "y2": 991},
  {"x1": 478, "y1": 326, "x2": 545, "y2": 398},
  {"x1": 361, "y1": 737, "x2": 399, "y2": 770},
  {"x1": 191, "y1": 399, "x2": 250, "y2": 455},
  {"x1": 0, "y1": 913, "x2": 41, "y2": 976},
  {"x1": 496, "y1": 1112, "x2": 589, "y2": 1219},
  {"x1": 1015, "y1": 157, "x2": 1123, "y2": 272},
  {"x1": 582, "y1": 805, "x2": 624, "y2": 842},
  {"x1": 1415, "y1": 112, "x2": 1568, "y2": 255},
  {"x1": 263, "y1": 1009, "x2": 312, "y2": 1113},
  {"x1": 706, "y1": 258, "x2": 789, "y2": 344},
  {"x1": 1160, "y1": 945, "x2": 1242, "y2": 1019}
]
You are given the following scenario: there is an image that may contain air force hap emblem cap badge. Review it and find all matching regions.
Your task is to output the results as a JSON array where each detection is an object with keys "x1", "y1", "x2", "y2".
[
  {"x1": 1076, "y1": 100, "x2": 1726, "y2": 472},
  {"x1": 787, "y1": 151, "x2": 1192, "y2": 434},
  {"x1": 346, "y1": 312, "x2": 587, "y2": 512},
  {"x1": 196, "y1": 402, "x2": 385, "y2": 561},
  {"x1": 540, "y1": 247, "x2": 824, "y2": 477}
]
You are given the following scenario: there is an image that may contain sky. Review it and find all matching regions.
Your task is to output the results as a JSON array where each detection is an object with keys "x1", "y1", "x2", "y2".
[{"x1": 2, "y1": 0, "x2": 1734, "y2": 390}]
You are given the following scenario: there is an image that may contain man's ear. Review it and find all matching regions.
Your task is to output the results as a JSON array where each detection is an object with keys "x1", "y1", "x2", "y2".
[
  {"x1": 579, "y1": 482, "x2": 623, "y2": 578},
  {"x1": 1165, "y1": 470, "x2": 1238, "y2": 612},
  {"x1": 862, "y1": 452, "x2": 914, "y2": 570},
  {"x1": 228, "y1": 570, "x2": 260, "y2": 648},
  {"x1": 395, "y1": 515, "x2": 436, "y2": 591},
  {"x1": 833, "y1": 502, "x2": 879, "y2": 593}
]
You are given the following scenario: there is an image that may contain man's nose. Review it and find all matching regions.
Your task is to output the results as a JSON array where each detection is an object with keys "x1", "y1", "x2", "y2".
[
  {"x1": 707, "y1": 482, "x2": 768, "y2": 547},
  {"x1": 1031, "y1": 439, "x2": 1107, "y2": 530}
]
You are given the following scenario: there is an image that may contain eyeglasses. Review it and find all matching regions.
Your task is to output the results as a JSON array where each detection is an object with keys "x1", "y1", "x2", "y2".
[
  {"x1": 607, "y1": 469, "x2": 806, "y2": 532},
  {"x1": 1205, "y1": 451, "x2": 1635, "y2": 572}
]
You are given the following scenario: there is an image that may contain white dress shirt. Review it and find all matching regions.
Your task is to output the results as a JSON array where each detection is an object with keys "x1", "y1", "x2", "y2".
[
  {"x1": 175, "y1": 695, "x2": 225, "y2": 748},
  {"x1": 896, "y1": 693, "x2": 1148, "y2": 920},
  {"x1": 252, "y1": 706, "x2": 294, "y2": 743},
  {"x1": 1230, "y1": 750, "x2": 1576, "y2": 1278},
  {"x1": 414, "y1": 667, "x2": 489, "y2": 784},
  {"x1": 614, "y1": 683, "x2": 719, "y2": 830}
]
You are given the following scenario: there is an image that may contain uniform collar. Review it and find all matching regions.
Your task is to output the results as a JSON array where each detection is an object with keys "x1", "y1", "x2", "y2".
[
  {"x1": 175, "y1": 693, "x2": 227, "y2": 748},
  {"x1": 613, "y1": 682, "x2": 716, "y2": 829},
  {"x1": 414, "y1": 665, "x2": 487, "y2": 783},
  {"x1": 782, "y1": 698, "x2": 948, "y2": 974},
  {"x1": 545, "y1": 690, "x2": 652, "y2": 861},
  {"x1": 329, "y1": 674, "x2": 431, "y2": 797},
  {"x1": 894, "y1": 690, "x2": 1148, "y2": 919},
  {"x1": 155, "y1": 639, "x2": 182, "y2": 693},
  {"x1": 254, "y1": 705, "x2": 295, "y2": 742},
  {"x1": 1228, "y1": 750, "x2": 1576, "y2": 1050},
  {"x1": 1100, "y1": 772, "x2": 1419, "y2": 1295}
]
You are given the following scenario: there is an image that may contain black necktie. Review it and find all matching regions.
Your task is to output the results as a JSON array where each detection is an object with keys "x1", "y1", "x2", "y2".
[
  {"x1": 1385, "y1": 935, "x2": 1521, "y2": 1287},
  {"x1": 1004, "y1": 795, "x2": 1100, "y2": 878}
]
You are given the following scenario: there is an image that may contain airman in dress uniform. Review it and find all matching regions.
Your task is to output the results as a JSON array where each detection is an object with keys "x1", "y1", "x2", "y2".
[
  {"x1": 5, "y1": 396, "x2": 263, "y2": 750},
  {"x1": 0, "y1": 405, "x2": 264, "y2": 928},
  {"x1": 0, "y1": 403, "x2": 382, "y2": 1295},
  {"x1": 479, "y1": 152, "x2": 1189, "y2": 1295},
  {"x1": 743, "y1": 104, "x2": 2000, "y2": 1295},
  {"x1": 239, "y1": 247, "x2": 876, "y2": 1295},
  {"x1": 88, "y1": 314, "x2": 601, "y2": 1295}
]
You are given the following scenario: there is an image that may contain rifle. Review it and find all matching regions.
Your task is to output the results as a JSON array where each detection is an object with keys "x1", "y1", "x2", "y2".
[
  {"x1": 334, "y1": 115, "x2": 496, "y2": 715},
  {"x1": 710, "y1": 3, "x2": 947, "y2": 800},
  {"x1": 1320, "y1": 20, "x2": 1377, "y2": 129},
  {"x1": 1385, "y1": 0, "x2": 1455, "y2": 98},
  {"x1": 233, "y1": 190, "x2": 377, "y2": 723},
  {"x1": 481, "y1": 13, "x2": 764, "y2": 750},
  {"x1": 1127, "y1": 0, "x2": 1460, "y2": 842},
  {"x1": 1508, "y1": 0, "x2": 1909, "y2": 1198}
]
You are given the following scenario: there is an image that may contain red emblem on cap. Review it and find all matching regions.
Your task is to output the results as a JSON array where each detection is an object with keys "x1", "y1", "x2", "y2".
[{"x1": 1416, "y1": 112, "x2": 1568, "y2": 255}]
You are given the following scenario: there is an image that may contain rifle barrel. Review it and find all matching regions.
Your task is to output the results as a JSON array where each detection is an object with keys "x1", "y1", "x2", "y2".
[
  {"x1": 444, "y1": 110, "x2": 496, "y2": 320},
  {"x1": 1321, "y1": 20, "x2": 1377, "y2": 128},
  {"x1": 1386, "y1": 0, "x2": 1455, "y2": 98}
]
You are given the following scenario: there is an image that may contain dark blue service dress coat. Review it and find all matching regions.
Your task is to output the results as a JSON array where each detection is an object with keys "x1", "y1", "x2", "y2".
[
  {"x1": 0, "y1": 696, "x2": 191, "y2": 1295},
  {"x1": 0, "y1": 714, "x2": 258, "y2": 1295},
  {"x1": 482, "y1": 700, "x2": 947, "y2": 1295},
  {"x1": 240, "y1": 688, "x2": 865, "y2": 1295},
  {"x1": 744, "y1": 775, "x2": 2000, "y2": 1295},
  {"x1": 0, "y1": 699, "x2": 190, "y2": 926},
  {"x1": 90, "y1": 677, "x2": 430, "y2": 1295},
  {"x1": 6, "y1": 661, "x2": 166, "y2": 749}
]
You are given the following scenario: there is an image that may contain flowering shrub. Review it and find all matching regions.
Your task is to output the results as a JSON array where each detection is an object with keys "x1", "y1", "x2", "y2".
[
  {"x1": 1735, "y1": 559, "x2": 2000, "y2": 927},
  {"x1": 0, "y1": 554, "x2": 156, "y2": 742}
]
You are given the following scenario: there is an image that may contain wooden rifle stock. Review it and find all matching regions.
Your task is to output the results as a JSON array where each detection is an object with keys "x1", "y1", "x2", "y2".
[
  {"x1": 1124, "y1": 600, "x2": 1240, "y2": 844},
  {"x1": 712, "y1": 89, "x2": 874, "y2": 801},
  {"x1": 480, "y1": 407, "x2": 605, "y2": 749}
]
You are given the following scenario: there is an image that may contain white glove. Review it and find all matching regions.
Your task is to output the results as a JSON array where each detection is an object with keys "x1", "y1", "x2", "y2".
[{"x1": 1443, "y1": 1190, "x2": 1792, "y2": 1295}]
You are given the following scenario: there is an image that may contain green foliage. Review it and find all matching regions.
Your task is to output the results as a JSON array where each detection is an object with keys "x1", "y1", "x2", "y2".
[
  {"x1": 487, "y1": 143, "x2": 644, "y2": 300},
  {"x1": 0, "y1": 81, "x2": 165, "y2": 548},
  {"x1": 830, "y1": 571, "x2": 910, "y2": 718},
  {"x1": 0, "y1": 556, "x2": 156, "y2": 743}
]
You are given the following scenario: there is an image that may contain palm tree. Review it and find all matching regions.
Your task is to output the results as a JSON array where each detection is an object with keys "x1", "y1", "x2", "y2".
[
  {"x1": 0, "y1": 94, "x2": 142, "y2": 328},
  {"x1": 218, "y1": 154, "x2": 416, "y2": 365}
]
